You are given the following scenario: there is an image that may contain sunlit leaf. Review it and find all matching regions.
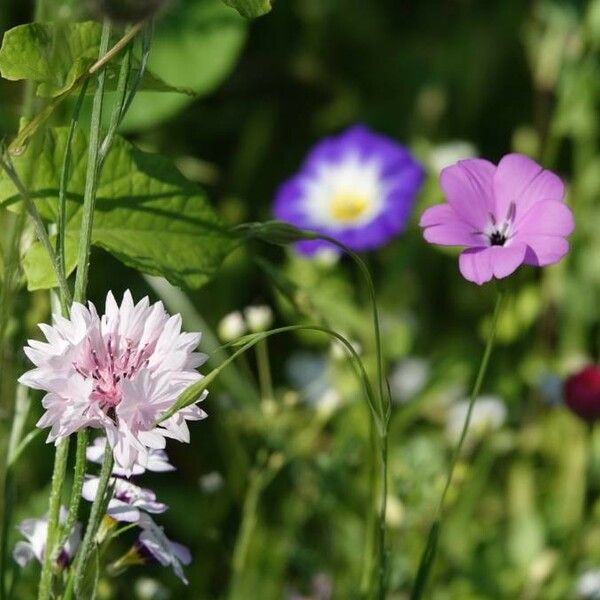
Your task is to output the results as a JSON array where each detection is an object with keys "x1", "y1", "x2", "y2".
[{"x1": 0, "y1": 127, "x2": 236, "y2": 289}]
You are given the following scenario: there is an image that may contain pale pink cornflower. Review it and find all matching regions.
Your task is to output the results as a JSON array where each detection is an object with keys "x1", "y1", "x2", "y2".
[
  {"x1": 420, "y1": 153, "x2": 574, "y2": 285},
  {"x1": 20, "y1": 291, "x2": 207, "y2": 475}
]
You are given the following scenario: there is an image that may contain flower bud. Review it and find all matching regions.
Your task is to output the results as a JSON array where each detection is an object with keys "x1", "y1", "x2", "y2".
[
  {"x1": 564, "y1": 365, "x2": 600, "y2": 422},
  {"x1": 218, "y1": 311, "x2": 247, "y2": 342},
  {"x1": 244, "y1": 305, "x2": 273, "y2": 333}
]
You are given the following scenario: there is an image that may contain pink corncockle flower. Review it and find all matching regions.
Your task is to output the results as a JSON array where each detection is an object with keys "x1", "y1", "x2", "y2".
[
  {"x1": 82, "y1": 476, "x2": 168, "y2": 523},
  {"x1": 87, "y1": 436, "x2": 175, "y2": 477},
  {"x1": 420, "y1": 153, "x2": 574, "y2": 285},
  {"x1": 13, "y1": 507, "x2": 81, "y2": 569},
  {"x1": 20, "y1": 291, "x2": 208, "y2": 475}
]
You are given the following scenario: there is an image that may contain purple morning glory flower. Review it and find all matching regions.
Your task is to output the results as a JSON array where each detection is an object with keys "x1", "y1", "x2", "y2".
[
  {"x1": 273, "y1": 125, "x2": 424, "y2": 254},
  {"x1": 420, "y1": 153, "x2": 575, "y2": 285}
]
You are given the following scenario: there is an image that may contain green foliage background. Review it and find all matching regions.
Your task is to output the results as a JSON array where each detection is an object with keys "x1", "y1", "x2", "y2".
[{"x1": 2, "y1": 0, "x2": 600, "y2": 598}]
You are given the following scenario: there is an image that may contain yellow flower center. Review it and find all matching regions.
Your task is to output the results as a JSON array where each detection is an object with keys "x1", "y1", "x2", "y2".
[{"x1": 330, "y1": 193, "x2": 370, "y2": 223}]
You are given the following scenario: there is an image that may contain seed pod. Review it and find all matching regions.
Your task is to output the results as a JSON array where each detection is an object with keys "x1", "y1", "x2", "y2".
[
  {"x1": 89, "y1": 0, "x2": 168, "y2": 24},
  {"x1": 564, "y1": 365, "x2": 600, "y2": 422}
]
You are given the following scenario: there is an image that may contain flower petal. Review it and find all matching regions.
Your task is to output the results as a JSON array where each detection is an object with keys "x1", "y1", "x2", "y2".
[
  {"x1": 458, "y1": 243, "x2": 526, "y2": 285},
  {"x1": 493, "y1": 153, "x2": 564, "y2": 221},
  {"x1": 524, "y1": 236, "x2": 570, "y2": 266},
  {"x1": 439, "y1": 159, "x2": 496, "y2": 230},
  {"x1": 515, "y1": 200, "x2": 574, "y2": 238}
]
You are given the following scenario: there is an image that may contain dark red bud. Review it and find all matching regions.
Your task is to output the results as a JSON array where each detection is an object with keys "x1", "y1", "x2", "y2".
[{"x1": 564, "y1": 365, "x2": 600, "y2": 422}]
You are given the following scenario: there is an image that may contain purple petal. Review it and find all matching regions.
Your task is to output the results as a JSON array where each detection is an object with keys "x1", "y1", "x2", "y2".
[
  {"x1": 493, "y1": 153, "x2": 565, "y2": 221},
  {"x1": 420, "y1": 204, "x2": 480, "y2": 246},
  {"x1": 524, "y1": 236, "x2": 570, "y2": 266},
  {"x1": 439, "y1": 159, "x2": 496, "y2": 230},
  {"x1": 515, "y1": 200, "x2": 574, "y2": 238},
  {"x1": 458, "y1": 243, "x2": 526, "y2": 285}
]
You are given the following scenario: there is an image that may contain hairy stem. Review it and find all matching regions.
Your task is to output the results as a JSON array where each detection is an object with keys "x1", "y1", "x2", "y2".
[
  {"x1": 410, "y1": 291, "x2": 504, "y2": 600},
  {"x1": 0, "y1": 157, "x2": 72, "y2": 313},
  {"x1": 58, "y1": 80, "x2": 89, "y2": 282},
  {"x1": 72, "y1": 20, "x2": 111, "y2": 304},
  {"x1": 67, "y1": 445, "x2": 113, "y2": 599},
  {"x1": 37, "y1": 437, "x2": 70, "y2": 600}
]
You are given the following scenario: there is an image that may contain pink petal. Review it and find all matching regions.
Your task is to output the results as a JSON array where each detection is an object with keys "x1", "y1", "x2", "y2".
[
  {"x1": 439, "y1": 159, "x2": 496, "y2": 230},
  {"x1": 515, "y1": 200, "x2": 574, "y2": 238},
  {"x1": 458, "y1": 243, "x2": 526, "y2": 285},
  {"x1": 524, "y1": 236, "x2": 570, "y2": 266},
  {"x1": 493, "y1": 153, "x2": 564, "y2": 221},
  {"x1": 420, "y1": 204, "x2": 481, "y2": 247}
]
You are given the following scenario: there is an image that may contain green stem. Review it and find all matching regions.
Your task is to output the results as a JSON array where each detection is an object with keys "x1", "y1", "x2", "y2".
[
  {"x1": 54, "y1": 430, "x2": 88, "y2": 562},
  {"x1": 360, "y1": 423, "x2": 378, "y2": 595},
  {"x1": 255, "y1": 339, "x2": 274, "y2": 401},
  {"x1": 58, "y1": 80, "x2": 89, "y2": 282},
  {"x1": 0, "y1": 156, "x2": 72, "y2": 313},
  {"x1": 377, "y1": 432, "x2": 389, "y2": 600},
  {"x1": 72, "y1": 20, "x2": 111, "y2": 304},
  {"x1": 67, "y1": 444, "x2": 114, "y2": 599},
  {"x1": 37, "y1": 437, "x2": 70, "y2": 600},
  {"x1": 410, "y1": 290, "x2": 504, "y2": 600}
]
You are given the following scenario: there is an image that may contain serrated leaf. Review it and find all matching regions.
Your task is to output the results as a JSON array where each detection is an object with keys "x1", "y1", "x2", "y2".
[
  {"x1": 122, "y1": 0, "x2": 247, "y2": 130},
  {"x1": 223, "y1": 0, "x2": 273, "y2": 19},
  {"x1": 0, "y1": 22, "x2": 193, "y2": 98},
  {"x1": 0, "y1": 127, "x2": 236, "y2": 289}
]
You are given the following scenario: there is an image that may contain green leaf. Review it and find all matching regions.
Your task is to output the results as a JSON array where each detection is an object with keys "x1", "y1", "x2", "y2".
[
  {"x1": 0, "y1": 22, "x2": 192, "y2": 98},
  {"x1": 22, "y1": 233, "x2": 78, "y2": 291},
  {"x1": 121, "y1": 0, "x2": 247, "y2": 130},
  {"x1": 222, "y1": 0, "x2": 273, "y2": 19},
  {"x1": 0, "y1": 127, "x2": 236, "y2": 289}
]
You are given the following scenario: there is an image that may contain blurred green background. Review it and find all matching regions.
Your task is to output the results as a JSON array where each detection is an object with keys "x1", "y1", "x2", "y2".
[{"x1": 2, "y1": 0, "x2": 600, "y2": 598}]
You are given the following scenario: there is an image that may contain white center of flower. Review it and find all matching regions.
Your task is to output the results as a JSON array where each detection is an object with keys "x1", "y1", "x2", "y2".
[
  {"x1": 302, "y1": 153, "x2": 384, "y2": 228},
  {"x1": 483, "y1": 202, "x2": 516, "y2": 247}
]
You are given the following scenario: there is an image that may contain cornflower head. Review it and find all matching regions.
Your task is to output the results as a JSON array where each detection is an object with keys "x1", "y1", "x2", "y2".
[{"x1": 20, "y1": 291, "x2": 207, "y2": 475}]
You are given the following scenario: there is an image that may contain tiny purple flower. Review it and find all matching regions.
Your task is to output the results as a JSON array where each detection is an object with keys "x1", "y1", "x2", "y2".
[
  {"x1": 420, "y1": 153, "x2": 574, "y2": 285},
  {"x1": 13, "y1": 507, "x2": 81, "y2": 569},
  {"x1": 134, "y1": 514, "x2": 191, "y2": 584},
  {"x1": 273, "y1": 125, "x2": 424, "y2": 254},
  {"x1": 82, "y1": 476, "x2": 168, "y2": 523}
]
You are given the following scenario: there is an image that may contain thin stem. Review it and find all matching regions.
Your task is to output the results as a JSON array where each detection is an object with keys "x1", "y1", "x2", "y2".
[
  {"x1": 54, "y1": 429, "x2": 88, "y2": 561},
  {"x1": 255, "y1": 339, "x2": 274, "y2": 401},
  {"x1": 88, "y1": 21, "x2": 144, "y2": 75},
  {"x1": 72, "y1": 20, "x2": 111, "y2": 304},
  {"x1": 360, "y1": 423, "x2": 378, "y2": 595},
  {"x1": 0, "y1": 156, "x2": 72, "y2": 312},
  {"x1": 377, "y1": 432, "x2": 389, "y2": 600},
  {"x1": 98, "y1": 43, "x2": 132, "y2": 166},
  {"x1": 410, "y1": 291, "x2": 504, "y2": 600},
  {"x1": 37, "y1": 437, "x2": 70, "y2": 600},
  {"x1": 68, "y1": 444, "x2": 113, "y2": 599},
  {"x1": 58, "y1": 79, "x2": 89, "y2": 281}
]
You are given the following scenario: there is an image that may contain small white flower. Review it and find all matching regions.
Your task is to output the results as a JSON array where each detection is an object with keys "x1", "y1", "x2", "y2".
[
  {"x1": 135, "y1": 514, "x2": 191, "y2": 584},
  {"x1": 217, "y1": 311, "x2": 247, "y2": 342},
  {"x1": 390, "y1": 357, "x2": 430, "y2": 404},
  {"x1": 244, "y1": 305, "x2": 273, "y2": 333},
  {"x1": 428, "y1": 140, "x2": 477, "y2": 174},
  {"x1": 445, "y1": 395, "x2": 507, "y2": 444},
  {"x1": 82, "y1": 476, "x2": 167, "y2": 523},
  {"x1": 198, "y1": 471, "x2": 223, "y2": 494},
  {"x1": 13, "y1": 507, "x2": 81, "y2": 569},
  {"x1": 577, "y1": 569, "x2": 600, "y2": 599}
]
